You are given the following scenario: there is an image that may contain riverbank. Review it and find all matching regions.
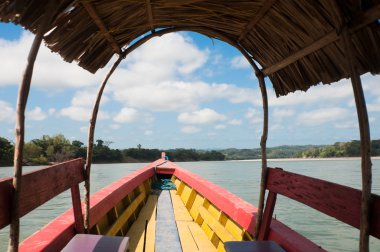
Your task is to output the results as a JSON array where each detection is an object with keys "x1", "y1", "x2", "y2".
[{"x1": 233, "y1": 156, "x2": 380, "y2": 162}]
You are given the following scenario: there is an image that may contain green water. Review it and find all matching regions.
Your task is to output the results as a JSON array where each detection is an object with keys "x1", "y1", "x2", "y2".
[{"x1": 0, "y1": 159, "x2": 379, "y2": 251}]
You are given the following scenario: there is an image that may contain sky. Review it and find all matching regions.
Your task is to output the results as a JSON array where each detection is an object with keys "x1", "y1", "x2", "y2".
[{"x1": 0, "y1": 23, "x2": 379, "y2": 149}]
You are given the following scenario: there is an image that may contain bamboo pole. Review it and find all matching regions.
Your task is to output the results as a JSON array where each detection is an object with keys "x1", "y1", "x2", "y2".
[
  {"x1": 342, "y1": 29, "x2": 372, "y2": 252},
  {"x1": 84, "y1": 55, "x2": 124, "y2": 232},
  {"x1": 254, "y1": 71, "x2": 269, "y2": 240},
  {"x1": 8, "y1": 3, "x2": 57, "y2": 252}
]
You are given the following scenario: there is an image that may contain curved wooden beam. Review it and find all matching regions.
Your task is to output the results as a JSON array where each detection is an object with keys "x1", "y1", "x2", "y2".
[
  {"x1": 254, "y1": 72, "x2": 269, "y2": 240},
  {"x1": 84, "y1": 55, "x2": 124, "y2": 232},
  {"x1": 9, "y1": 2, "x2": 58, "y2": 252},
  {"x1": 82, "y1": 25, "x2": 264, "y2": 234},
  {"x1": 342, "y1": 28, "x2": 372, "y2": 252}
]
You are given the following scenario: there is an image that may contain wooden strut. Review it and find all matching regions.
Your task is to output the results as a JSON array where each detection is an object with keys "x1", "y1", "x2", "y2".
[
  {"x1": 342, "y1": 29, "x2": 372, "y2": 252},
  {"x1": 8, "y1": 2, "x2": 58, "y2": 252},
  {"x1": 84, "y1": 55, "x2": 124, "y2": 232},
  {"x1": 253, "y1": 72, "x2": 269, "y2": 240},
  {"x1": 81, "y1": 1, "x2": 122, "y2": 54},
  {"x1": 238, "y1": 0, "x2": 276, "y2": 42},
  {"x1": 262, "y1": 2, "x2": 380, "y2": 75},
  {"x1": 146, "y1": 0, "x2": 155, "y2": 33}
]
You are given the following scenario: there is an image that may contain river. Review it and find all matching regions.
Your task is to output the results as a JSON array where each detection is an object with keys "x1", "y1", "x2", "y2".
[{"x1": 0, "y1": 159, "x2": 379, "y2": 251}]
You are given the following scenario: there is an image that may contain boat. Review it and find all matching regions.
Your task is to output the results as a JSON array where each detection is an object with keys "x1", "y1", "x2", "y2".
[{"x1": 1, "y1": 0, "x2": 380, "y2": 251}]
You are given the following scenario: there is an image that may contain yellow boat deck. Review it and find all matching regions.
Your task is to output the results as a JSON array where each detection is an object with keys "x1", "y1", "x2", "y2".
[{"x1": 126, "y1": 189, "x2": 217, "y2": 252}]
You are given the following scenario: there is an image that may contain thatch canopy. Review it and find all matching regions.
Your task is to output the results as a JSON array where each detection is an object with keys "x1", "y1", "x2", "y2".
[{"x1": 1, "y1": 0, "x2": 380, "y2": 96}]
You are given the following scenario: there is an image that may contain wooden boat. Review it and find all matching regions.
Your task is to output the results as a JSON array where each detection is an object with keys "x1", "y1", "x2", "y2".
[
  {"x1": 1, "y1": 1, "x2": 380, "y2": 251},
  {"x1": 0, "y1": 154, "x2": 379, "y2": 251}
]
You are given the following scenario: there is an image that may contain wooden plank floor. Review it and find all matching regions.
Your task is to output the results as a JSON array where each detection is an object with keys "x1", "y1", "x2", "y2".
[
  {"x1": 170, "y1": 190, "x2": 217, "y2": 252},
  {"x1": 126, "y1": 190, "x2": 216, "y2": 252},
  {"x1": 126, "y1": 194, "x2": 157, "y2": 252}
]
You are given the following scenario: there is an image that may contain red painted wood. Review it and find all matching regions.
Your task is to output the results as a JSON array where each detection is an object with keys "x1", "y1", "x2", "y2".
[
  {"x1": 0, "y1": 177, "x2": 12, "y2": 229},
  {"x1": 268, "y1": 220, "x2": 325, "y2": 252},
  {"x1": 20, "y1": 208, "x2": 77, "y2": 252},
  {"x1": 88, "y1": 161, "x2": 157, "y2": 228},
  {"x1": 266, "y1": 168, "x2": 380, "y2": 239},
  {"x1": 0, "y1": 159, "x2": 84, "y2": 229},
  {"x1": 19, "y1": 159, "x2": 162, "y2": 252},
  {"x1": 258, "y1": 191, "x2": 277, "y2": 241},
  {"x1": 71, "y1": 184, "x2": 84, "y2": 234},
  {"x1": 169, "y1": 163, "x2": 258, "y2": 234}
]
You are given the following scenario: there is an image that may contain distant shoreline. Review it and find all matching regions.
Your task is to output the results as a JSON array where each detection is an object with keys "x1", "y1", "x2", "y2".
[{"x1": 232, "y1": 156, "x2": 380, "y2": 162}]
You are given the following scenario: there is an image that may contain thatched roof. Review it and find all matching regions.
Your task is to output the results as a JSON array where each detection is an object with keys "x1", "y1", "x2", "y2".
[{"x1": 1, "y1": 0, "x2": 380, "y2": 96}]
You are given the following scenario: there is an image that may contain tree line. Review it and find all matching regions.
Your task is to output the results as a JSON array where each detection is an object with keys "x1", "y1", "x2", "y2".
[
  {"x1": 0, "y1": 134, "x2": 226, "y2": 166},
  {"x1": 221, "y1": 140, "x2": 380, "y2": 160}
]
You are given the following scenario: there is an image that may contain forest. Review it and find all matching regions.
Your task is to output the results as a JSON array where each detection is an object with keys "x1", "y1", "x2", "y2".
[
  {"x1": 0, "y1": 134, "x2": 225, "y2": 166},
  {"x1": 1, "y1": 135, "x2": 379, "y2": 166}
]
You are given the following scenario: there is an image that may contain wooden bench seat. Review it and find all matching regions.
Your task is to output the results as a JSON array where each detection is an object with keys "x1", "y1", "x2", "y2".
[{"x1": 61, "y1": 234, "x2": 129, "y2": 252}]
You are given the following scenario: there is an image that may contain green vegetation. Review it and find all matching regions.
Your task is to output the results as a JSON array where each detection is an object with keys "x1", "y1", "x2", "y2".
[
  {"x1": 221, "y1": 140, "x2": 380, "y2": 160},
  {"x1": 1, "y1": 135, "x2": 379, "y2": 166},
  {"x1": 0, "y1": 134, "x2": 226, "y2": 166}
]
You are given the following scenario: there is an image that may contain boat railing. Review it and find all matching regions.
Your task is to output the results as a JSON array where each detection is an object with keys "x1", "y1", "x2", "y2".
[
  {"x1": 258, "y1": 167, "x2": 380, "y2": 241},
  {"x1": 0, "y1": 158, "x2": 85, "y2": 233}
]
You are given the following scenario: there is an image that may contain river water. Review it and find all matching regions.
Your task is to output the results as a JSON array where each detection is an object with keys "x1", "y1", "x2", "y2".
[{"x1": 0, "y1": 159, "x2": 379, "y2": 251}]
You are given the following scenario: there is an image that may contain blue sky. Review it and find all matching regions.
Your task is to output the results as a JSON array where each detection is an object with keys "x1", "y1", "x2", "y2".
[{"x1": 0, "y1": 23, "x2": 379, "y2": 149}]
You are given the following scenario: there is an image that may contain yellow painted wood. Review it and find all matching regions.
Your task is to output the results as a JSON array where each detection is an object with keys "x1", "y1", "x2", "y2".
[
  {"x1": 206, "y1": 202, "x2": 221, "y2": 219},
  {"x1": 190, "y1": 194, "x2": 205, "y2": 224},
  {"x1": 217, "y1": 241, "x2": 226, "y2": 252},
  {"x1": 176, "y1": 221, "x2": 199, "y2": 252},
  {"x1": 177, "y1": 181, "x2": 185, "y2": 195},
  {"x1": 181, "y1": 184, "x2": 193, "y2": 206},
  {"x1": 96, "y1": 215, "x2": 110, "y2": 235},
  {"x1": 201, "y1": 221, "x2": 214, "y2": 240},
  {"x1": 187, "y1": 222, "x2": 217, "y2": 251},
  {"x1": 198, "y1": 206, "x2": 236, "y2": 243},
  {"x1": 126, "y1": 195, "x2": 157, "y2": 252},
  {"x1": 170, "y1": 190, "x2": 193, "y2": 221},
  {"x1": 225, "y1": 218, "x2": 244, "y2": 240},
  {"x1": 106, "y1": 192, "x2": 145, "y2": 235},
  {"x1": 174, "y1": 178, "x2": 181, "y2": 190}
]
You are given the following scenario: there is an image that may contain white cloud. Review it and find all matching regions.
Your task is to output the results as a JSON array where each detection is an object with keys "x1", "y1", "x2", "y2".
[
  {"x1": 27, "y1": 106, "x2": 47, "y2": 121},
  {"x1": 0, "y1": 32, "x2": 103, "y2": 88},
  {"x1": 228, "y1": 119, "x2": 242, "y2": 126},
  {"x1": 181, "y1": 126, "x2": 201, "y2": 134},
  {"x1": 71, "y1": 89, "x2": 108, "y2": 107},
  {"x1": 109, "y1": 33, "x2": 257, "y2": 112},
  {"x1": 245, "y1": 108, "x2": 263, "y2": 125},
  {"x1": 215, "y1": 124, "x2": 226, "y2": 129},
  {"x1": 60, "y1": 106, "x2": 109, "y2": 121},
  {"x1": 334, "y1": 121, "x2": 358, "y2": 129},
  {"x1": 48, "y1": 108, "x2": 56, "y2": 115},
  {"x1": 114, "y1": 107, "x2": 138, "y2": 123},
  {"x1": 0, "y1": 101, "x2": 15, "y2": 123},
  {"x1": 297, "y1": 108, "x2": 350, "y2": 126},
  {"x1": 270, "y1": 124, "x2": 284, "y2": 131},
  {"x1": 80, "y1": 126, "x2": 88, "y2": 133},
  {"x1": 272, "y1": 108, "x2": 295, "y2": 121},
  {"x1": 268, "y1": 81, "x2": 353, "y2": 107},
  {"x1": 144, "y1": 130, "x2": 153, "y2": 136},
  {"x1": 178, "y1": 108, "x2": 226, "y2": 125},
  {"x1": 231, "y1": 56, "x2": 250, "y2": 69},
  {"x1": 110, "y1": 124, "x2": 121, "y2": 130}
]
